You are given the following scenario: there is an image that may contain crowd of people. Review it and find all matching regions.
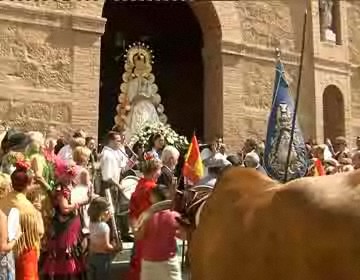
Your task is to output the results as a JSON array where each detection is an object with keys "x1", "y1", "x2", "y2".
[{"x1": 0, "y1": 124, "x2": 357, "y2": 280}]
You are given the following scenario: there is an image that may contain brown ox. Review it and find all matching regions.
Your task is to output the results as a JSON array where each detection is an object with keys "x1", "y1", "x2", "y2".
[{"x1": 189, "y1": 167, "x2": 360, "y2": 280}]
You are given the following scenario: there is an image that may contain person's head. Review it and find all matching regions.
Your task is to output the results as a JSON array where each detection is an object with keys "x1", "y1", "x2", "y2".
[
  {"x1": 335, "y1": 136, "x2": 347, "y2": 152},
  {"x1": 105, "y1": 131, "x2": 124, "y2": 150},
  {"x1": 73, "y1": 146, "x2": 91, "y2": 166},
  {"x1": 88, "y1": 197, "x2": 111, "y2": 223},
  {"x1": 27, "y1": 131, "x2": 45, "y2": 147},
  {"x1": 133, "y1": 141, "x2": 145, "y2": 158},
  {"x1": 356, "y1": 136, "x2": 360, "y2": 149},
  {"x1": 141, "y1": 152, "x2": 162, "y2": 180},
  {"x1": 11, "y1": 161, "x2": 33, "y2": 193},
  {"x1": 161, "y1": 146, "x2": 180, "y2": 170},
  {"x1": 0, "y1": 173, "x2": 11, "y2": 199},
  {"x1": 342, "y1": 164, "x2": 354, "y2": 173},
  {"x1": 352, "y1": 151, "x2": 360, "y2": 169},
  {"x1": 69, "y1": 137, "x2": 86, "y2": 149},
  {"x1": 149, "y1": 134, "x2": 165, "y2": 151},
  {"x1": 244, "y1": 138, "x2": 257, "y2": 153},
  {"x1": 226, "y1": 154, "x2": 241, "y2": 166},
  {"x1": 219, "y1": 143, "x2": 226, "y2": 155},
  {"x1": 55, "y1": 161, "x2": 77, "y2": 185},
  {"x1": 85, "y1": 137, "x2": 96, "y2": 151},
  {"x1": 244, "y1": 152, "x2": 260, "y2": 168},
  {"x1": 45, "y1": 137, "x2": 57, "y2": 151},
  {"x1": 73, "y1": 129, "x2": 86, "y2": 139},
  {"x1": 325, "y1": 166, "x2": 337, "y2": 175},
  {"x1": 25, "y1": 141, "x2": 42, "y2": 156},
  {"x1": 205, "y1": 153, "x2": 232, "y2": 176},
  {"x1": 150, "y1": 184, "x2": 170, "y2": 204},
  {"x1": 313, "y1": 145, "x2": 327, "y2": 161}
]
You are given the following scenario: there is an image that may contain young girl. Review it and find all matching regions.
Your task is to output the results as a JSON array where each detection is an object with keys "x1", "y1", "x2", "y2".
[
  {"x1": 87, "y1": 197, "x2": 120, "y2": 280},
  {"x1": 135, "y1": 184, "x2": 185, "y2": 280}
]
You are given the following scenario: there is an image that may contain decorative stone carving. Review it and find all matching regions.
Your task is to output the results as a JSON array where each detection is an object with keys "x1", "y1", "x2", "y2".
[
  {"x1": 0, "y1": 24, "x2": 71, "y2": 90},
  {"x1": 236, "y1": 2, "x2": 295, "y2": 50},
  {"x1": 240, "y1": 61, "x2": 273, "y2": 110},
  {"x1": 319, "y1": 0, "x2": 336, "y2": 42},
  {"x1": 0, "y1": 98, "x2": 71, "y2": 132},
  {"x1": 51, "y1": 103, "x2": 71, "y2": 123},
  {"x1": 2, "y1": 0, "x2": 73, "y2": 10}
]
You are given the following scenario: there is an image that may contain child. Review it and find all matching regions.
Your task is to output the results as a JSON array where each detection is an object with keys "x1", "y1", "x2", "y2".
[
  {"x1": 135, "y1": 184, "x2": 185, "y2": 280},
  {"x1": 87, "y1": 197, "x2": 120, "y2": 280}
]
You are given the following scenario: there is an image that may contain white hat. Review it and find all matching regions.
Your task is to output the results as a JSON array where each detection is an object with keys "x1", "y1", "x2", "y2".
[
  {"x1": 204, "y1": 153, "x2": 232, "y2": 168},
  {"x1": 245, "y1": 151, "x2": 260, "y2": 163}
]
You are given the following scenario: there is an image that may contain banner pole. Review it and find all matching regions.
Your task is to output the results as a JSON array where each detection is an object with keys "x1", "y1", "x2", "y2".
[{"x1": 283, "y1": 9, "x2": 308, "y2": 183}]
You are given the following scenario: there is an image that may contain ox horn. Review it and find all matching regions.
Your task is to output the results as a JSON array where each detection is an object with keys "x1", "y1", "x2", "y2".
[{"x1": 134, "y1": 199, "x2": 173, "y2": 230}]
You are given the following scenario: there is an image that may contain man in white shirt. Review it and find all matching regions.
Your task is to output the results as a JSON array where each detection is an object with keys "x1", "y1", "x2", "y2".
[{"x1": 100, "y1": 131, "x2": 132, "y2": 241}]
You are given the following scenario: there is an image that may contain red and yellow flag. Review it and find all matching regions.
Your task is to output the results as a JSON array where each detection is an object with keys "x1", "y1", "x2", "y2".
[
  {"x1": 313, "y1": 158, "x2": 325, "y2": 176},
  {"x1": 183, "y1": 135, "x2": 204, "y2": 184}
]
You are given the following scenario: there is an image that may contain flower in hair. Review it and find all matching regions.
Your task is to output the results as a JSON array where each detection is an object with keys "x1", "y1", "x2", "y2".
[
  {"x1": 143, "y1": 152, "x2": 154, "y2": 161},
  {"x1": 15, "y1": 160, "x2": 30, "y2": 172},
  {"x1": 66, "y1": 165, "x2": 77, "y2": 177}
]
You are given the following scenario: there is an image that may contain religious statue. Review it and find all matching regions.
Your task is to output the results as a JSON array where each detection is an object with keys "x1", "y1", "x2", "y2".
[
  {"x1": 319, "y1": 0, "x2": 336, "y2": 42},
  {"x1": 114, "y1": 42, "x2": 167, "y2": 141},
  {"x1": 267, "y1": 103, "x2": 306, "y2": 180}
]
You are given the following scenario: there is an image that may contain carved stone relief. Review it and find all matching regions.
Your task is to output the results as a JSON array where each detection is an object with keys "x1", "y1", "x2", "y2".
[
  {"x1": 0, "y1": 98, "x2": 71, "y2": 132},
  {"x1": 1, "y1": 0, "x2": 73, "y2": 10},
  {"x1": 236, "y1": 1, "x2": 296, "y2": 50},
  {"x1": 0, "y1": 24, "x2": 72, "y2": 90},
  {"x1": 240, "y1": 60, "x2": 297, "y2": 111}
]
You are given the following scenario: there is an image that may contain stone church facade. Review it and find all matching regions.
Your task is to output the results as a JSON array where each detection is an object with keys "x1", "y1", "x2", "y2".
[{"x1": 0, "y1": 0, "x2": 359, "y2": 151}]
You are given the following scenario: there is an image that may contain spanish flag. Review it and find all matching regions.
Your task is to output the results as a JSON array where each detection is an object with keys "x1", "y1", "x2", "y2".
[
  {"x1": 313, "y1": 158, "x2": 325, "y2": 176},
  {"x1": 183, "y1": 135, "x2": 204, "y2": 184}
]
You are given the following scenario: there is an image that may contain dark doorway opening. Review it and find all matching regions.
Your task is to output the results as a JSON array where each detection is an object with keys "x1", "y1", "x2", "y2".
[
  {"x1": 323, "y1": 85, "x2": 345, "y2": 143},
  {"x1": 98, "y1": 1, "x2": 204, "y2": 142}
]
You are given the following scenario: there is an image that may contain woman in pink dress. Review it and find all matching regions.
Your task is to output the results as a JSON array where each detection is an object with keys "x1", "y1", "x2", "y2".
[
  {"x1": 127, "y1": 153, "x2": 162, "y2": 280},
  {"x1": 42, "y1": 162, "x2": 90, "y2": 280}
]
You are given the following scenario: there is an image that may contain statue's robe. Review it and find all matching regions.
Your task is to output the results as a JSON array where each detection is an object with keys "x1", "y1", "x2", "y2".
[{"x1": 190, "y1": 167, "x2": 360, "y2": 280}]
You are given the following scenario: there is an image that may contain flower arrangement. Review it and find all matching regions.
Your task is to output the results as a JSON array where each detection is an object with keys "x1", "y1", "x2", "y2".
[{"x1": 130, "y1": 122, "x2": 189, "y2": 152}]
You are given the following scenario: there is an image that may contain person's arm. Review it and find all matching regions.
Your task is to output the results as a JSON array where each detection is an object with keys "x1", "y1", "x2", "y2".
[
  {"x1": 58, "y1": 193, "x2": 78, "y2": 215},
  {"x1": 79, "y1": 169, "x2": 90, "y2": 187},
  {"x1": 173, "y1": 212, "x2": 187, "y2": 240},
  {"x1": 103, "y1": 226, "x2": 116, "y2": 252},
  {"x1": 0, "y1": 211, "x2": 16, "y2": 252}
]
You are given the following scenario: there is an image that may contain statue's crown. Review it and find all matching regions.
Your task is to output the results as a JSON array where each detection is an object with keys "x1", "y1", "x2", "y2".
[{"x1": 124, "y1": 42, "x2": 154, "y2": 67}]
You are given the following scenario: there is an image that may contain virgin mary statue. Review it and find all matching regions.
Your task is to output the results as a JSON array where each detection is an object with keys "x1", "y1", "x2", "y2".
[
  {"x1": 126, "y1": 53, "x2": 159, "y2": 140},
  {"x1": 116, "y1": 43, "x2": 167, "y2": 141}
]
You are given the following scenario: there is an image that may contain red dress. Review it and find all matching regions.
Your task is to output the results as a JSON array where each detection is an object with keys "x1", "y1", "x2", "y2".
[{"x1": 127, "y1": 178, "x2": 156, "y2": 280}]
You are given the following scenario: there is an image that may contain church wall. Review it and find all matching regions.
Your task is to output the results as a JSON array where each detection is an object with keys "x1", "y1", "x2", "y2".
[
  {"x1": 0, "y1": 0, "x2": 355, "y2": 152},
  {"x1": 347, "y1": 1, "x2": 360, "y2": 140},
  {"x1": 0, "y1": 1, "x2": 105, "y2": 138},
  {"x1": 221, "y1": 0, "x2": 316, "y2": 150},
  {"x1": 312, "y1": 0, "x2": 352, "y2": 144}
]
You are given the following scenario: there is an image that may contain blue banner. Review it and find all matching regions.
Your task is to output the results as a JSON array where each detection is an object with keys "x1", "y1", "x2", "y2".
[{"x1": 263, "y1": 61, "x2": 308, "y2": 182}]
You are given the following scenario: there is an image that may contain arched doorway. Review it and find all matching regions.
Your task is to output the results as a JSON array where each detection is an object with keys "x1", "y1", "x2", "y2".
[
  {"x1": 323, "y1": 85, "x2": 345, "y2": 142},
  {"x1": 98, "y1": 1, "x2": 213, "y2": 141}
]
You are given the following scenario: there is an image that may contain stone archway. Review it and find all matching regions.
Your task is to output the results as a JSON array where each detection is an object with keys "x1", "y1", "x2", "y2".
[
  {"x1": 98, "y1": 1, "x2": 222, "y2": 142},
  {"x1": 323, "y1": 85, "x2": 345, "y2": 142}
]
